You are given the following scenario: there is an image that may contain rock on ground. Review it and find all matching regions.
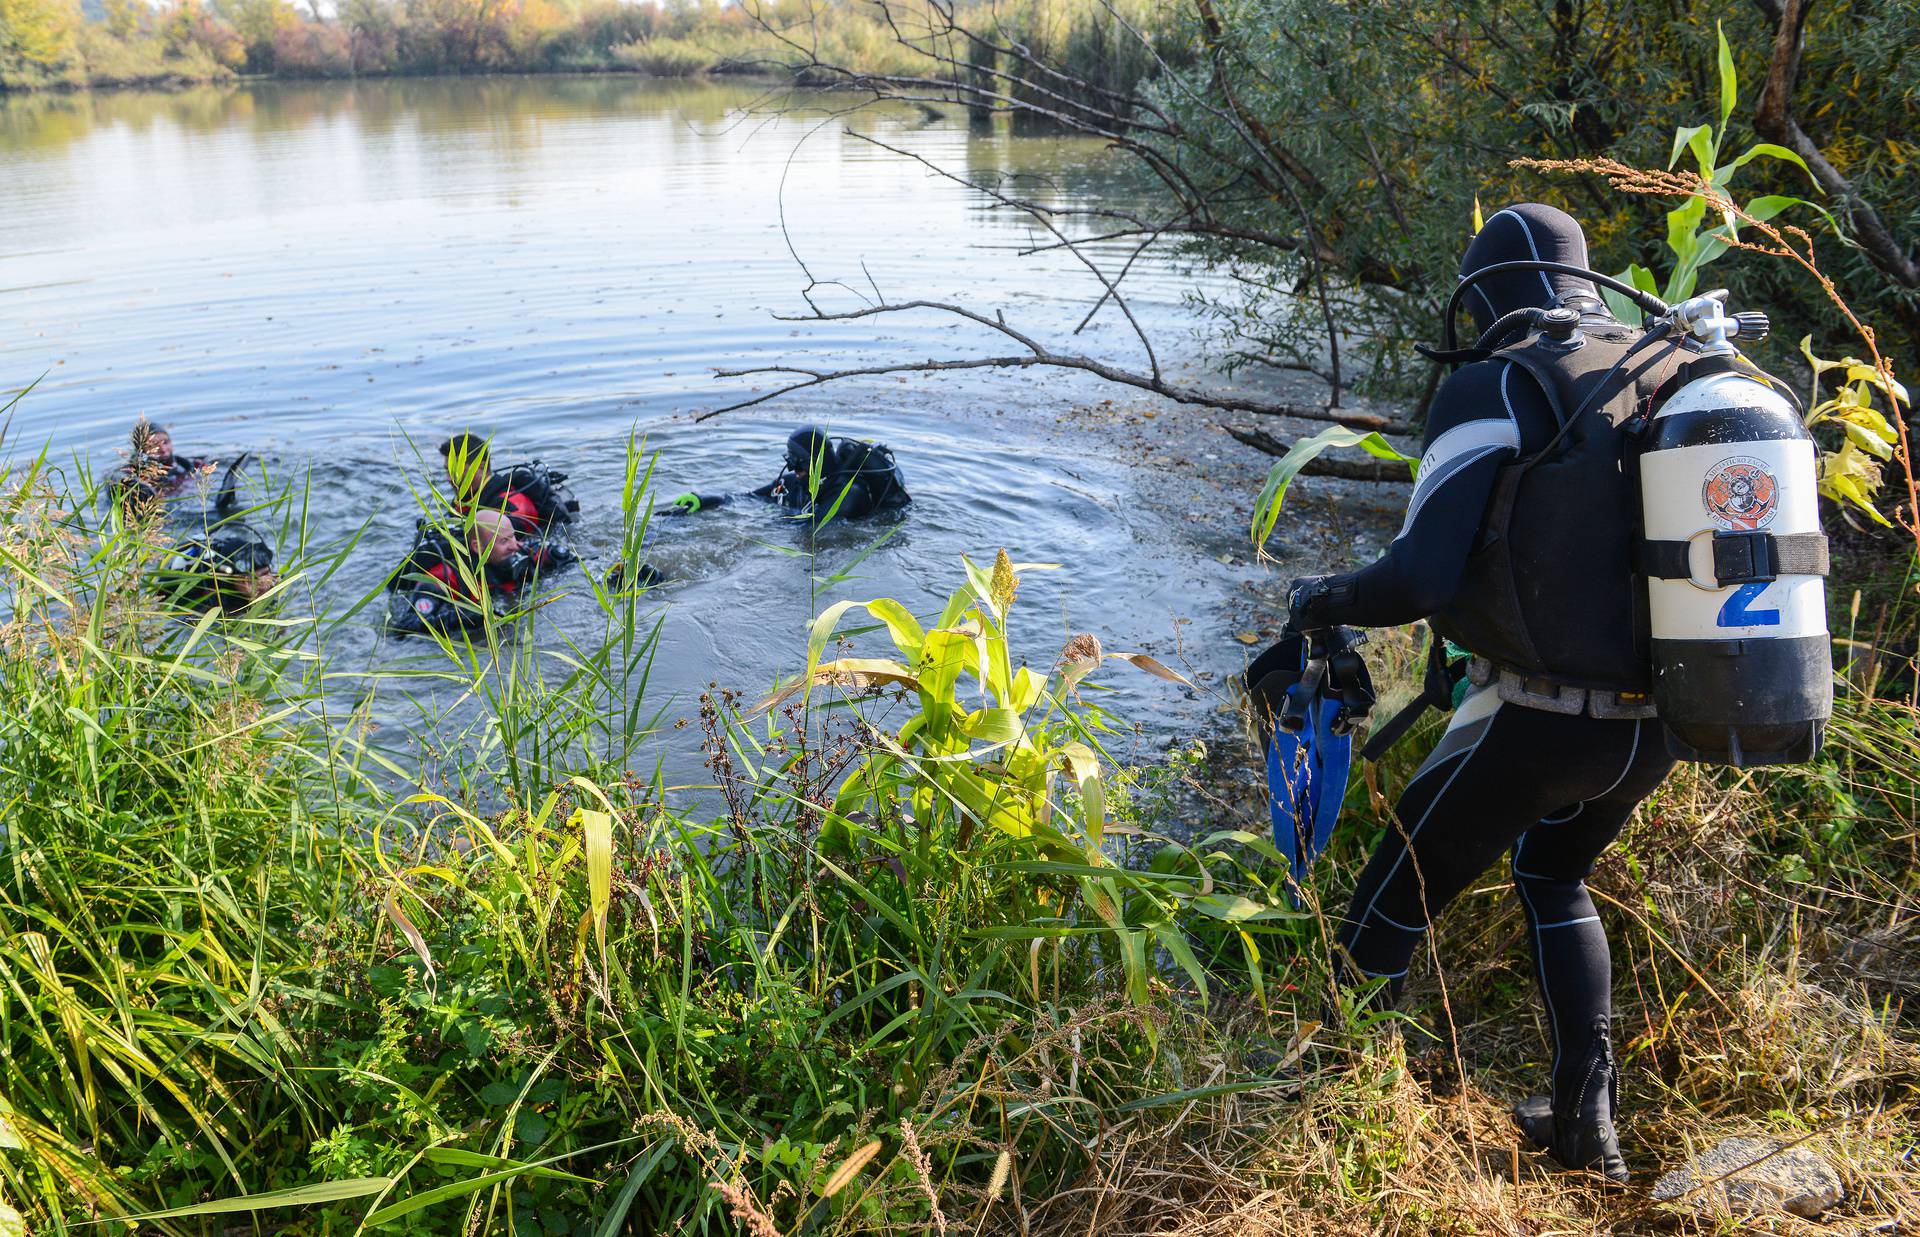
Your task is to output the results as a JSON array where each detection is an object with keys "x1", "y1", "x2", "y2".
[{"x1": 1652, "y1": 1136, "x2": 1844, "y2": 1219}]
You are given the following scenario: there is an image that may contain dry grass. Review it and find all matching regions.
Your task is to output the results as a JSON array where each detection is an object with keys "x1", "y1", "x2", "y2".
[{"x1": 985, "y1": 690, "x2": 1920, "y2": 1235}]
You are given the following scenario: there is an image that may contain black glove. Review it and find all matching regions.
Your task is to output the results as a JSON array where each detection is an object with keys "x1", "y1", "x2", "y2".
[
  {"x1": 608, "y1": 561, "x2": 663, "y2": 591},
  {"x1": 1287, "y1": 573, "x2": 1356, "y2": 632}
]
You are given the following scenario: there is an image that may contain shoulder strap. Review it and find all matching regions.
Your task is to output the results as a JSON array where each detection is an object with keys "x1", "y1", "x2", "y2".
[{"x1": 1495, "y1": 324, "x2": 1680, "y2": 479}]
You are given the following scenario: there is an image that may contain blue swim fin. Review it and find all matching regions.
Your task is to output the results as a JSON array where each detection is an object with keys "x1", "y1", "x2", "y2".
[
  {"x1": 1250, "y1": 628, "x2": 1373, "y2": 894},
  {"x1": 1265, "y1": 689, "x2": 1351, "y2": 889}
]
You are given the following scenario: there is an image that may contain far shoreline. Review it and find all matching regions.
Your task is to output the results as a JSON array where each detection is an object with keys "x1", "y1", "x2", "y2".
[{"x1": 0, "y1": 61, "x2": 802, "y2": 99}]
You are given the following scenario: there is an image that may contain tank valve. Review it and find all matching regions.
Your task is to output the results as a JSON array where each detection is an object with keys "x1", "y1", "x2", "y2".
[
  {"x1": 1731, "y1": 311, "x2": 1770, "y2": 343},
  {"x1": 1669, "y1": 290, "x2": 1742, "y2": 355}
]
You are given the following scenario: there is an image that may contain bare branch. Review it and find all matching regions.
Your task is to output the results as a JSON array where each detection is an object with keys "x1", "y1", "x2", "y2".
[
  {"x1": 846, "y1": 131, "x2": 1161, "y2": 379},
  {"x1": 704, "y1": 298, "x2": 1403, "y2": 431}
]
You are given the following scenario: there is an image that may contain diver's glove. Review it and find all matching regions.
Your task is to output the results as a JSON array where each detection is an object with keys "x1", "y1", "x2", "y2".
[
  {"x1": 1286, "y1": 573, "x2": 1358, "y2": 632},
  {"x1": 666, "y1": 492, "x2": 727, "y2": 515},
  {"x1": 608, "y1": 560, "x2": 663, "y2": 591}
]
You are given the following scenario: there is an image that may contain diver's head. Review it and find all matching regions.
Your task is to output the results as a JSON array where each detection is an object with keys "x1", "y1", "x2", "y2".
[
  {"x1": 1459, "y1": 203, "x2": 1608, "y2": 334},
  {"x1": 440, "y1": 432, "x2": 491, "y2": 499},
  {"x1": 139, "y1": 424, "x2": 176, "y2": 466},
  {"x1": 469, "y1": 508, "x2": 520, "y2": 565},
  {"x1": 785, "y1": 426, "x2": 828, "y2": 478},
  {"x1": 206, "y1": 525, "x2": 274, "y2": 577}
]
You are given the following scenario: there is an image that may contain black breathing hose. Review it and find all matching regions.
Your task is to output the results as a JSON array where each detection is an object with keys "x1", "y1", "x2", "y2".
[{"x1": 1443, "y1": 260, "x2": 1670, "y2": 352}]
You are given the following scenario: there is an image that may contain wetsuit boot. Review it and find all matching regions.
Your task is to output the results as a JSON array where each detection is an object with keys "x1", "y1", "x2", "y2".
[{"x1": 1514, "y1": 1015, "x2": 1628, "y2": 1184}]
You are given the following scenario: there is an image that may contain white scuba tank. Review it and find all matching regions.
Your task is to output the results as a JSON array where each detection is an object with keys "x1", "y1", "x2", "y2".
[{"x1": 1638, "y1": 366, "x2": 1832, "y2": 765}]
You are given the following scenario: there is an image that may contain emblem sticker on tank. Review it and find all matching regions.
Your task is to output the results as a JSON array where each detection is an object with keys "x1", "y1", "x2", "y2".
[{"x1": 1701, "y1": 456, "x2": 1779, "y2": 531}]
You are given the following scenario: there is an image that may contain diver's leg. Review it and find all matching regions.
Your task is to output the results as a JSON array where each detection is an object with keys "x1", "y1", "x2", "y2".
[
  {"x1": 1335, "y1": 689, "x2": 1569, "y2": 996},
  {"x1": 1336, "y1": 692, "x2": 1671, "y2": 999},
  {"x1": 1510, "y1": 713, "x2": 1675, "y2": 1180}
]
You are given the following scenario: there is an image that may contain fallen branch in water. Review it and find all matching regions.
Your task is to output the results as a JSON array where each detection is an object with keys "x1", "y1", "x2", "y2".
[
  {"x1": 1225, "y1": 424, "x2": 1414, "y2": 482},
  {"x1": 704, "y1": 299, "x2": 1405, "y2": 433}
]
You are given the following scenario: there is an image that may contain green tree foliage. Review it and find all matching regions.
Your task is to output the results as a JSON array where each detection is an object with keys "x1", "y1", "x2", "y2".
[
  {"x1": 0, "y1": 0, "x2": 80, "y2": 84},
  {"x1": 1141, "y1": 0, "x2": 1918, "y2": 391}
]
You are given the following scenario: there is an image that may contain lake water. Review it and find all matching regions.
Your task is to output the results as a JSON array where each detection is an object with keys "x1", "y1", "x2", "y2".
[{"x1": 0, "y1": 76, "x2": 1319, "y2": 795}]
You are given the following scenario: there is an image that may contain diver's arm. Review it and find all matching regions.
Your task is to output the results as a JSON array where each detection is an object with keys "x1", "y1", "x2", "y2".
[
  {"x1": 666, "y1": 492, "x2": 732, "y2": 515},
  {"x1": 519, "y1": 531, "x2": 575, "y2": 571},
  {"x1": 1290, "y1": 360, "x2": 1534, "y2": 630}
]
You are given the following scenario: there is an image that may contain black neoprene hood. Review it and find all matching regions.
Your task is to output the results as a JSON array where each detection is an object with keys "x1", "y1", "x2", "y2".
[
  {"x1": 1459, "y1": 204, "x2": 1604, "y2": 333},
  {"x1": 785, "y1": 426, "x2": 828, "y2": 471}
]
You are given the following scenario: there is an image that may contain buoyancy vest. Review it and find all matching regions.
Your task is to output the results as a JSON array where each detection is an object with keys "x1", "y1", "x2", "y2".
[
  {"x1": 462, "y1": 463, "x2": 578, "y2": 533},
  {"x1": 1429, "y1": 322, "x2": 1680, "y2": 693}
]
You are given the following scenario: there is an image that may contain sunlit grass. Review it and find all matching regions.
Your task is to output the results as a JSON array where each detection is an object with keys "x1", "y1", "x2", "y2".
[{"x1": 0, "y1": 431, "x2": 1914, "y2": 1234}]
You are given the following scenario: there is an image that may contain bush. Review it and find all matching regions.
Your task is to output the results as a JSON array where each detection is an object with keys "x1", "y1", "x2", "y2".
[{"x1": 610, "y1": 35, "x2": 714, "y2": 77}]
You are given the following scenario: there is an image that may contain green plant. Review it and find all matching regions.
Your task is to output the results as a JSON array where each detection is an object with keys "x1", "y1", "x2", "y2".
[
  {"x1": 1801, "y1": 335, "x2": 1908, "y2": 525},
  {"x1": 1601, "y1": 22, "x2": 1823, "y2": 322}
]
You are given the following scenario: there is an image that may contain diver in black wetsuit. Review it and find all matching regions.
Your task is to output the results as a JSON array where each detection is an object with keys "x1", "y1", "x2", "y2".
[
  {"x1": 160, "y1": 523, "x2": 277, "y2": 613},
  {"x1": 117, "y1": 424, "x2": 211, "y2": 507},
  {"x1": 440, "y1": 432, "x2": 580, "y2": 534},
  {"x1": 153, "y1": 454, "x2": 276, "y2": 614},
  {"x1": 668, "y1": 426, "x2": 910, "y2": 522},
  {"x1": 1285, "y1": 204, "x2": 1683, "y2": 1183},
  {"x1": 387, "y1": 508, "x2": 577, "y2": 637}
]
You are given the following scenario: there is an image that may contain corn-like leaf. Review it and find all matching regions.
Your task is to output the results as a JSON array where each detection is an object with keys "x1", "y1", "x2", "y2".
[
  {"x1": 94, "y1": 1177, "x2": 393, "y2": 1222},
  {"x1": 1104, "y1": 651, "x2": 1193, "y2": 687},
  {"x1": 1715, "y1": 21, "x2": 1737, "y2": 132},
  {"x1": 382, "y1": 893, "x2": 435, "y2": 980},
  {"x1": 755, "y1": 657, "x2": 921, "y2": 715},
  {"x1": 582, "y1": 808, "x2": 613, "y2": 961},
  {"x1": 1251, "y1": 425, "x2": 1414, "y2": 551}
]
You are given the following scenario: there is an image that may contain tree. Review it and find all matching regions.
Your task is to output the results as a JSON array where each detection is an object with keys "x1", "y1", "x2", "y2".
[
  {"x1": 0, "y1": 0, "x2": 81, "y2": 79},
  {"x1": 217, "y1": 0, "x2": 297, "y2": 70},
  {"x1": 735, "y1": 0, "x2": 1916, "y2": 456}
]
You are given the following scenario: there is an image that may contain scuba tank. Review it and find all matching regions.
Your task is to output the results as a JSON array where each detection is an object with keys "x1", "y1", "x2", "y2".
[
  {"x1": 1408, "y1": 265, "x2": 1833, "y2": 769},
  {"x1": 1634, "y1": 297, "x2": 1831, "y2": 764}
]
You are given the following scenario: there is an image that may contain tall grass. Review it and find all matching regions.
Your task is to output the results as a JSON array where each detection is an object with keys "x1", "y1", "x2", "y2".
[
  {"x1": 0, "y1": 430, "x2": 1915, "y2": 1234},
  {"x1": 0, "y1": 438, "x2": 1293, "y2": 1232}
]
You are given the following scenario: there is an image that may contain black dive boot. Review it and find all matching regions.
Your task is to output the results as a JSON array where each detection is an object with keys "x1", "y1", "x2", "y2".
[{"x1": 1514, "y1": 1016, "x2": 1628, "y2": 1184}]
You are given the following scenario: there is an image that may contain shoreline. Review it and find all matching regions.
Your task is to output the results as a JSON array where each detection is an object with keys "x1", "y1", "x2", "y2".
[{"x1": 0, "y1": 62, "x2": 795, "y2": 99}]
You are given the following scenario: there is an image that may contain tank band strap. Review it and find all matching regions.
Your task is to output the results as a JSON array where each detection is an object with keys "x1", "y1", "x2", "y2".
[{"x1": 1638, "y1": 530, "x2": 1829, "y2": 588}]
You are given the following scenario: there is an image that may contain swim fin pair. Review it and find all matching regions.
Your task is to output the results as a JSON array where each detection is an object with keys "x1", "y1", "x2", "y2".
[{"x1": 1248, "y1": 626, "x2": 1374, "y2": 890}]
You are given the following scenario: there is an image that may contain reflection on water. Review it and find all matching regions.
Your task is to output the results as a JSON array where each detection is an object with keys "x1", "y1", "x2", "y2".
[{"x1": 3, "y1": 75, "x2": 1255, "y2": 793}]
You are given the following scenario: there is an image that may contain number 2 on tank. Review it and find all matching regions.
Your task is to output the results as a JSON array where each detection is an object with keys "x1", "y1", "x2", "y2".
[{"x1": 1717, "y1": 582, "x2": 1781, "y2": 628}]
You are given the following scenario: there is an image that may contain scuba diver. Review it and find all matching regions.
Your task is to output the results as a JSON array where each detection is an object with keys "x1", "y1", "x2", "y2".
[
  {"x1": 154, "y1": 454, "x2": 277, "y2": 614},
  {"x1": 161, "y1": 523, "x2": 277, "y2": 613},
  {"x1": 1261, "y1": 202, "x2": 1830, "y2": 1184},
  {"x1": 117, "y1": 423, "x2": 211, "y2": 506},
  {"x1": 440, "y1": 432, "x2": 580, "y2": 534},
  {"x1": 667, "y1": 426, "x2": 910, "y2": 522},
  {"x1": 387, "y1": 507, "x2": 576, "y2": 637}
]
